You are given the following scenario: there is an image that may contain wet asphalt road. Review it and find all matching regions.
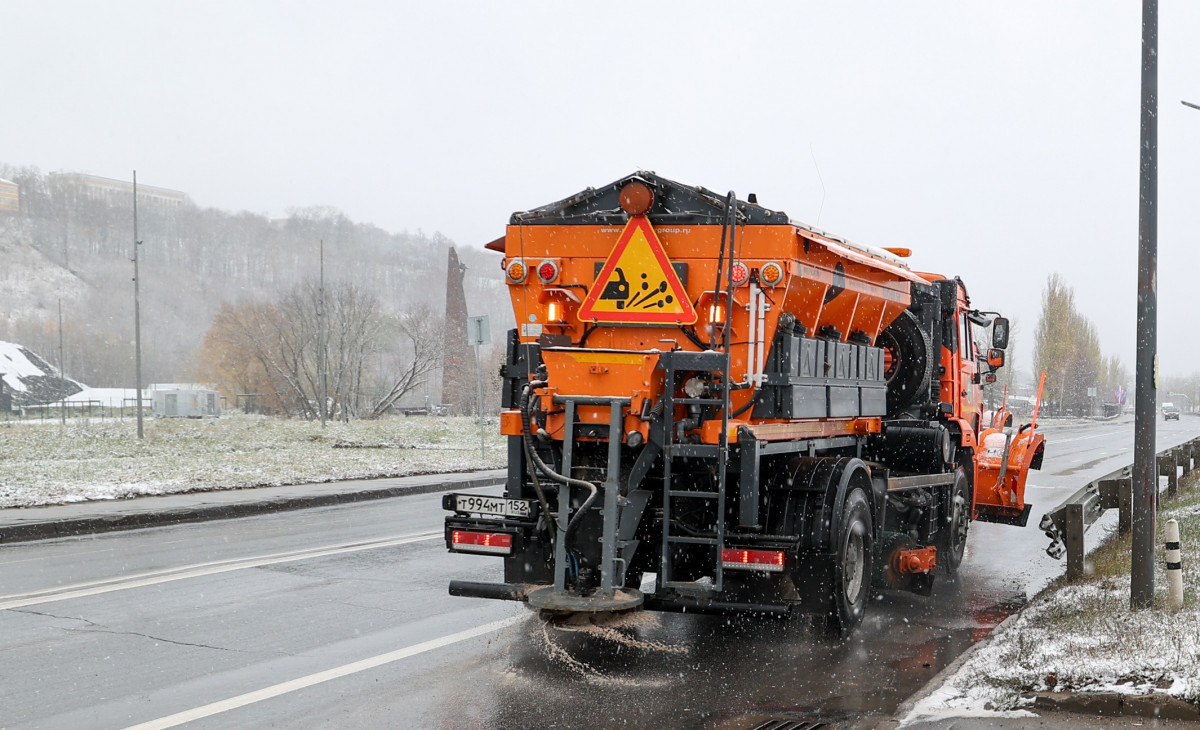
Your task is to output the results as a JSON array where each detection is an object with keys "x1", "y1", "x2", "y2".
[{"x1": 1, "y1": 416, "x2": 1197, "y2": 730}]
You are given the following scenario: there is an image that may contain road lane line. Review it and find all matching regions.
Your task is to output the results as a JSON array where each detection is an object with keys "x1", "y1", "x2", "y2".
[
  {"x1": 121, "y1": 615, "x2": 524, "y2": 730},
  {"x1": 1, "y1": 532, "x2": 440, "y2": 601},
  {"x1": 0, "y1": 531, "x2": 441, "y2": 610},
  {"x1": 1052, "y1": 432, "x2": 1115, "y2": 445}
]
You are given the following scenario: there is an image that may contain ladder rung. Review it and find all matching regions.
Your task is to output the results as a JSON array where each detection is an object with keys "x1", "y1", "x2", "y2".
[
  {"x1": 662, "y1": 580, "x2": 719, "y2": 592},
  {"x1": 664, "y1": 351, "x2": 727, "y2": 369},
  {"x1": 668, "y1": 490, "x2": 719, "y2": 499},
  {"x1": 668, "y1": 444, "x2": 721, "y2": 458},
  {"x1": 668, "y1": 536, "x2": 719, "y2": 545}
]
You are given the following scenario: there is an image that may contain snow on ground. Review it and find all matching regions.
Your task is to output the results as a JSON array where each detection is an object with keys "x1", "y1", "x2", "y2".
[
  {"x1": 0, "y1": 413, "x2": 505, "y2": 508},
  {"x1": 903, "y1": 482, "x2": 1200, "y2": 724},
  {"x1": 65, "y1": 387, "x2": 141, "y2": 407}
]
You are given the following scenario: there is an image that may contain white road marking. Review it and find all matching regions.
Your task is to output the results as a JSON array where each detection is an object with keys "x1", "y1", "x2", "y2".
[
  {"x1": 0, "y1": 531, "x2": 441, "y2": 610},
  {"x1": 121, "y1": 615, "x2": 524, "y2": 730},
  {"x1": 1052, "y1": 432, "x2": 1115, "y2": 445}
]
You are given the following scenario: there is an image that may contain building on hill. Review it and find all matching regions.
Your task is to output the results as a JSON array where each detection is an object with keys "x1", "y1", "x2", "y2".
[
  {"x1": 48, "y1": 172, "x2": 188, "y2": 214},
  {"x1": 0, "y1": 177, "x2": 18, "y2": 213}
]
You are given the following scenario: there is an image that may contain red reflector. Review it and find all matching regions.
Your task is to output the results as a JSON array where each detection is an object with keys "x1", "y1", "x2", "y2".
[
  {"x1": 730, "y1": 262, "x2": 750, "y2": 286},
  {"x1": 721, "y1": 548, "x2": 785, "y2": 572},
  {"x1": 451, "y1": 530, "x2": 513, "y2": 555}
]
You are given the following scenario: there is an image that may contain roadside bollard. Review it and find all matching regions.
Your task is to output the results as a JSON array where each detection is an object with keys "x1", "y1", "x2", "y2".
[{"x1": 1166, "y1": 519, "x2": 1183, "y2": 613}]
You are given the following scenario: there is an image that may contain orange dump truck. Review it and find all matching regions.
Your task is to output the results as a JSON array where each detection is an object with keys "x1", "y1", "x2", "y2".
[{"x1": 444, "y1": 172, "x2": 1045, "y2": 634}]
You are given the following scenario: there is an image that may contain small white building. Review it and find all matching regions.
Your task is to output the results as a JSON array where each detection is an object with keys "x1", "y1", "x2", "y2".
[{"x1": 152, "y1": 387, "x2": 220, "y2": 418}]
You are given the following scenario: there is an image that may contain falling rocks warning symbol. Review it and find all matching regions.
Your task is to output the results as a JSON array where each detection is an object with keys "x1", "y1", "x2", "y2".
[{"x1": 578, "y1": 216, "x2": 696, "y2": 324}]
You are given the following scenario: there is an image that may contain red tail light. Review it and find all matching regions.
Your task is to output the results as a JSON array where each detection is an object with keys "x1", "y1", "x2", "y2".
[
  {"x1": 537, "y1": 260, "x2": 559, "y2": 283},
  {"x1": 730, "y1": 262, "x2": 750, "y2": 286},
  {"x1": 452, "y1": 530, "x2": 514, "y2": 555},
  {"x1": 721, "y1": 548, "x2": 785, "y2": 572}
]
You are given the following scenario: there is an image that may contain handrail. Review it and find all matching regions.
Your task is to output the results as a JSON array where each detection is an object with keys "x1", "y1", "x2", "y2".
[{"x1": 1041, "y1": 436, "x2": 1200, "y2": 577}]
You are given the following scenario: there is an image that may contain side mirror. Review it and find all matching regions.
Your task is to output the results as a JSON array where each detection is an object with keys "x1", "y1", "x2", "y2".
[
  {"x1": 992, "y1": 317, "x2": 1010, "y2": 349},
  {"x1": 987, "y1": 348, "x2": 1005, "y2": 369},
  {"x1": 985, "y1": 372, "x2": 998, "y2": 384}
]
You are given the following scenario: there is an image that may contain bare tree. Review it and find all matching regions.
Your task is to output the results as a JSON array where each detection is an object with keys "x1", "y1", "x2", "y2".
[{"x1": 369, "y1": 305, "x2": 443, "y2": 417}]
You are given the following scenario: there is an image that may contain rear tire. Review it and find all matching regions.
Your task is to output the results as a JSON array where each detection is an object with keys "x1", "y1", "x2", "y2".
[{"x1": 826, "y1": 488, "x2": 873, "y2": 637}]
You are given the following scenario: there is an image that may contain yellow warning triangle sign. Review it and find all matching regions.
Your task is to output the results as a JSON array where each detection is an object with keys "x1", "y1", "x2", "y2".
[{"x1": 578, "y1": 216, "x2": 697, "y2": 324}]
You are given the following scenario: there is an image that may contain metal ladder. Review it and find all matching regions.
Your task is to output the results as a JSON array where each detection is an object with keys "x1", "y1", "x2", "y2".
[
  {"x1": 659, "y1": 190, "x2": 740, "y2": 594},
  {"x1": 658, "y1": 352, "x2": 733, "y2": 593}
]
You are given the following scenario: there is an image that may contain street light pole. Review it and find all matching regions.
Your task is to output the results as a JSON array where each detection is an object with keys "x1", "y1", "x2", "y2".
[
  {"x1": 1131, "y1": 0, "x2": 1158, "y2": 609},
  {"x1": 58, "y1": 298, "x2": 65, "y2": 425},
  {"x1": 133, "y1": 170, "x2": 145, "y2": 440},
  {"x1": 319, "y1": 239, "x2": 327, "y2": 427}
]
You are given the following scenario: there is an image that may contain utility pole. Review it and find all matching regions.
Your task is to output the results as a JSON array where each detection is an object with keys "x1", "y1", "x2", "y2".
[
  {"x1": 58, "y1": 298, "x2": 65, "y2": 425},
  {"x1": 467, "y1": 315, "x2": 489, "y2": 459},
  {"x1": 1131, "y1": 0, "x2": 1158, "y2": 609},
  {"x1": 318, "y1": 239, "x2": 327, "y2": 427},
  {"x1": 133, "y1": 170, "x2": 145, "y2": 440}
]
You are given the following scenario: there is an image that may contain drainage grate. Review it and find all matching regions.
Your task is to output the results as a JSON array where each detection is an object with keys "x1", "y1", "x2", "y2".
[{"x1": 749, "y1": 721, "x2": 833, "y2": 730}]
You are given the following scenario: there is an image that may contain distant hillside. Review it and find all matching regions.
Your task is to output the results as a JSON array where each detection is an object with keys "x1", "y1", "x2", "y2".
[{"x1": 0, "y1": 164, "x2": 511, "y2": 389}]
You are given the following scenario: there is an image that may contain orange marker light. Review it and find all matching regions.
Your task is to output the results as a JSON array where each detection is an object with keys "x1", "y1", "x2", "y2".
[
  {"x1": 506, "y1": 260, "x2": 527, "y2": 283},
  {"x1": 759, "y1": 261, "x2": 784, "y2": 287}
]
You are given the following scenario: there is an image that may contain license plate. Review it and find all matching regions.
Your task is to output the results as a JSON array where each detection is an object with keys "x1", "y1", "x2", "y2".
[{"x1": 453, "y1": 494, "x2": 535, "y2": 518}]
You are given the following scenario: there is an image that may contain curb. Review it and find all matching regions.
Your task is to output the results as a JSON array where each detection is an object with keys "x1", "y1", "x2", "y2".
[
  {"x1": 0, "y1": 474, "x2": 505, "y2": 544},
  {"x1": 1032, "y1": 691, "x2": 1200, "y2": 721},
  {"x1": 871, "y1": 603, "x2": 1024, "y2": 729}
]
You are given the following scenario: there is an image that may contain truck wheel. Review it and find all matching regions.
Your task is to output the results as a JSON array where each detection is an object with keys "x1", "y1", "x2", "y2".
[
  {"x1": 878, "y1": 309, "x2": 933, "y2": 416},
  {"x1": 826, "y1": 487, "x2": 873, "y2": 637},
  {"x1": 942, "y1": 468, "x2": 971, "y2": 574}
]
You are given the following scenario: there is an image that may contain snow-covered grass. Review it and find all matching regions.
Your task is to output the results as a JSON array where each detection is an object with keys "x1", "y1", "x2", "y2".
[
  {"x1": 907, "y1": 474, "x2": 1200, "y2": 721},
  {"x1": 0, "y1": 413, "x2": 505, "y2": 508}
]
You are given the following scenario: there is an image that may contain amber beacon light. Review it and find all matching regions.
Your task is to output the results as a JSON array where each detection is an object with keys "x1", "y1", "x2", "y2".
[{"x1": 619, "y1": 181, "x2": 654, "y2": 216}]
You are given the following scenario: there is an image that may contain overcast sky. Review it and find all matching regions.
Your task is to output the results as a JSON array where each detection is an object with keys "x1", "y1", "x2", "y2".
[{"x1": 5, "y1": 1, "x2": 1200, "y2": 379}]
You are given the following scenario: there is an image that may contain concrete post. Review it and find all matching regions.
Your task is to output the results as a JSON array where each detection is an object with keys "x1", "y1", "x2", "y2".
[{"x1": 1166, "y1": 518, "x2": 1183, "y2": 612}]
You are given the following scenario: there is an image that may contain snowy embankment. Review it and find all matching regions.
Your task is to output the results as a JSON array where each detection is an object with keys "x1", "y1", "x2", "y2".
[
  {"x1": 0, "y1": 414, "x2": 505, "y2": 508},
  {"x1": 904, "y1": 475, "x2": 1200, "y2": 723}
]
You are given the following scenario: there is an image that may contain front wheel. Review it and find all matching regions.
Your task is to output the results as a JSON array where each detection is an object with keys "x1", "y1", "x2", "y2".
[
  {"x1": 941, "y1": 468, "x2": 971, "y2": 574},
  {"x1": 827, "y1": 488, "x2": 873, "y2": 637}
]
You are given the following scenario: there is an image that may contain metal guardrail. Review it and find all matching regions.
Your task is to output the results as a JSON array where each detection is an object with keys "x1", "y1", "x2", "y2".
[{"x1": 1041, "y1": 436, "x2": 1200, "y2": 578}]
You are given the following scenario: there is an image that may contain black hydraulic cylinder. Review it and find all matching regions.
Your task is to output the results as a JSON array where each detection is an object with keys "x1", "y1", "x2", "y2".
[{"x1": 448, "y1": 580, "x2": 530, "y2": 603}]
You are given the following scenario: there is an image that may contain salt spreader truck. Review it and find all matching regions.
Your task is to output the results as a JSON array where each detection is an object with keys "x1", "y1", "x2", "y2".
[{"x1": 444, "y1": 172, "x2": 1045, "y2": 634}]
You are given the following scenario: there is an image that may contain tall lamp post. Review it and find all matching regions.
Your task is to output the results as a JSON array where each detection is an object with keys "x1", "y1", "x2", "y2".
[
  {"x1": 1131, "y1": 0, "x2": 1158, "y2": 609},
  {"x1": 132, "y1": 170, "x2": 145, "y2": 440}
]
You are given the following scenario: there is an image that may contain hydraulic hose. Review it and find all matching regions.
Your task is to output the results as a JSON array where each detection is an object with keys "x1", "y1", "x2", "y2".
[{"x1": 519, "y1": 381, "x2": 599, "y2": 542}]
